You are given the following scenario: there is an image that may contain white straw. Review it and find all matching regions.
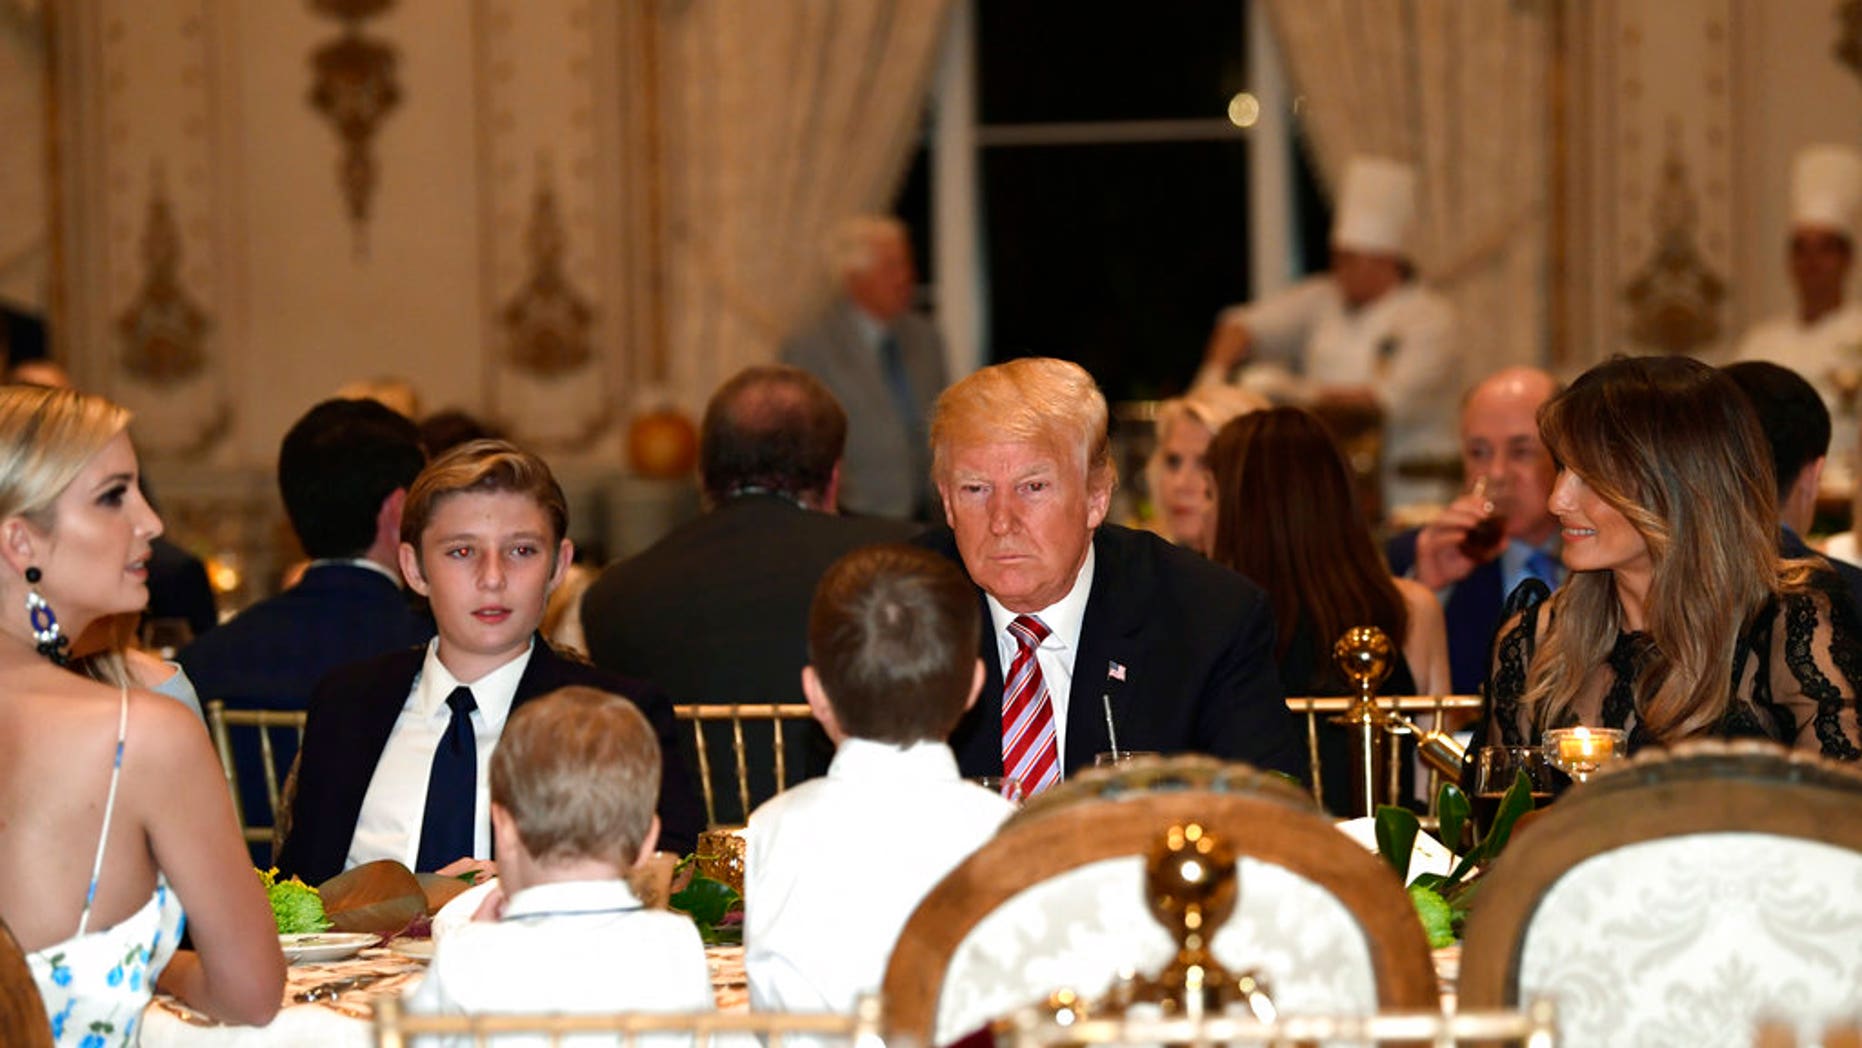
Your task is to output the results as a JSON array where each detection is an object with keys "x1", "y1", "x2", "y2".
[{"x1": 1102, "y1": 692, "x2": 1120, "y2": 759}]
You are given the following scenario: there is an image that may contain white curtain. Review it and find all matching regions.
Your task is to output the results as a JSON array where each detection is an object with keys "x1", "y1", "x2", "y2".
[
  {"x1": 0, "y1": 1, "x2": 46, "y2": 311},
  {"x1": 646, "y1": 0, "x2": 951, "y2": 407},
  {"x1": 1265, "y1": 0, "x2": 1548, "y2": 367}
]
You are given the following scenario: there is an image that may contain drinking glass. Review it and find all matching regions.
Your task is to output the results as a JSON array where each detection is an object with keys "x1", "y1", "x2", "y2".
[
  {"x1": 1093, "y1": 750, "x2": 1160, "y2": 768},
  {"x1": 1458, "y1": 474, "x2": 1509, "y2": 561},
  {"x1": 1471, "y1": 745, "x2": 1553, "y2": 840},
  {"x1": 1542, "y1": 726, "x2": 1629, "y2": 783},
  {"x1": 972, "y1": 776, "x2": 1026, "y2": 805}
]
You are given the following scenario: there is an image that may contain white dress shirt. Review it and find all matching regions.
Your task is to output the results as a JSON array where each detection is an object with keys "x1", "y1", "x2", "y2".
[
  {"x1": 346, "y1": 638, "x2": 534, "y2": 871},
  {"x1": 744, "y1": 738, "x2": 1013, "y2": 1015},
  {"x1": 407, "y1": 878, "x2": 714, "y2": 1047},
  {"x1": 985, "y1": 544, "x2": 1095, "y2": 764}
]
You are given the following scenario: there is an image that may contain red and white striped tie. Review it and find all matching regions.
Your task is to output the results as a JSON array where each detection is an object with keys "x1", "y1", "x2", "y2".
[{"x1": 1003, "y1": 614, "x2": 1060, "y2": 795}]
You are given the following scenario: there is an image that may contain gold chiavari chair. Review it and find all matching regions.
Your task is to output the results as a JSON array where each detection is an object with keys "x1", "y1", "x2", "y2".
[
  {"x1": 205, "y1": 699, "x2": 308, "y2": 845},
  {"x1": 373, "y1": 992, "x2": 883, "y2": 1048},
  {"x1": 998, "y1": 999, "x2": 1560, "y2": 1048},
  {"x1": 673, "y1": 703, "x2": 815, "y2": 827}
]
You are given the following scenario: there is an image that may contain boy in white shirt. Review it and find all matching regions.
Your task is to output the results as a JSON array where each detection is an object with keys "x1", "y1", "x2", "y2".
[
  {"x1": 408, "y1": 685, "x2": 713, "y2": 1038},
  {"x1": 744, "y1": 544, "x2": 1015, "y2": 1014}
]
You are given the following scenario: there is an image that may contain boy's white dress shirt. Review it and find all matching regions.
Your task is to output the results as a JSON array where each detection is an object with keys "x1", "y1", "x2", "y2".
[
  {"x1": 408, "y1": 878, "x2": 714, "y2": 1046},
  {"x1": 743, "y1": 738, "x2": 1014, "y2": 1014}
]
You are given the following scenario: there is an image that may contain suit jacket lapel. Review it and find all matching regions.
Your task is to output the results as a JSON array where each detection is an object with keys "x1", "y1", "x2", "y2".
[{"x1": 1065, "y1": 529, "x2": 1147, "y2": 771}]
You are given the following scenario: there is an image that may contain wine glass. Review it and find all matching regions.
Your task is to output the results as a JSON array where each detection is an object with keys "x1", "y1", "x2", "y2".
[
  {"x1": 1542, "y1": 726, "x2": 1628, "y2": 783},
  {"x1": 972, "y1": 776, "x2": 1026, "y2": 806},
  {"x1": 1472, "y1": 745, "x2": 1553, "y2": 841},
  {"x1": 1458, "y1": 474, "x2": 1509, "y2": 561}
]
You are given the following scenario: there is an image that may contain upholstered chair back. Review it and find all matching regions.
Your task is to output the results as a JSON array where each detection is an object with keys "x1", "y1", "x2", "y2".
[
  {"x1": 1461, "y1": 741, "x2": 1862, "y2": 1048},
  {"x1": 882, "y1": 758, "x2": 1438, "y2": 1046}
]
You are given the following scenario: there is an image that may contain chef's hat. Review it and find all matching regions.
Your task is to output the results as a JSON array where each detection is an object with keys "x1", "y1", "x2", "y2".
[
  {"x1": 1332, "y1": 157, "x2": 1417, "y2": 258},
  {"x1": 1791, "y1": 144, "x2": 1862, "y2": 240}
]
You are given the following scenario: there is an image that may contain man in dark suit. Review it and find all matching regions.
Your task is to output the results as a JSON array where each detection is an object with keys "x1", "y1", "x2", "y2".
[
  {"x1": 180, "y1": 398, "x2": 434, "y2": 709},
  {"x1": 1386, "y1": 368, "x2": 1563, "y2": 694},
  {"x1": 277, "y1": 440, "x2": 700, "y2": 885},
  {"x1": 782, "y1": 216, "x2": 948, "y2": 520},
  {"x1": 581, "y1": 365, "x2": 914, "y2": 822},
  {"x1": 1723, "y1": 361, "x2": 1862, "y2": 615},
  {"x1": 920, "y1": 357, "x2": 1302, "y2": 791},
  {"x1": 180, "y1": 399, "x2": 433, "y2": 845}
]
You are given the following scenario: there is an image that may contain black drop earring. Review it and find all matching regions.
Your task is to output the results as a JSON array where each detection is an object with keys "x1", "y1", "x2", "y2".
[{"x1": 24, "y1": 566, "x2": 68, "y2": 666}]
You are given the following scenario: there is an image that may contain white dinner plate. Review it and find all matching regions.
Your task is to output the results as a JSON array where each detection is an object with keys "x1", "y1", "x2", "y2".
[{"x1": 280, "y1": 932, "x2": 377, "y2": 964}]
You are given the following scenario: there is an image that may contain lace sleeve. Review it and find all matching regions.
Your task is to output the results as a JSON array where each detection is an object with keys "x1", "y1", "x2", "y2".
[
  {"x1": 1480, "y1": 580, "x2": 1551, "y2": 748},
  {"x1": 1767, "y1": 583, "x2": 1862, "y2": 760}
]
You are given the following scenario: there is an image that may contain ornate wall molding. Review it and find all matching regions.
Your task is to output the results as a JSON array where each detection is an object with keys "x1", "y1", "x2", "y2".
[
  {"x1": 307, "y1": 0, "x2": 400, "y2": 256},
  {"x1": 502, "y1": 157, "x2": 594, "y2": 378},
  {"x1": 1839, "y1": 0, "x2": 1862, "y2": 84},
  {"x1": 474, "y1": 0, "x2": 627, "y2": 454},
  {"x1": 116, "y1": 166, "x2": 210, "y2": 384},
  {"x1": 1621, "y1": 125, "x2": 1727, "y2": 354}
]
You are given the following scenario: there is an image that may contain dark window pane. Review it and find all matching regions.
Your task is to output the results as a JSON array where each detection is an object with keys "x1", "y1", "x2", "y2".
[
  {"x1": 978, "y1": 3, "x2": 1247, "y2": 125},
  {"x1": 981, "y1": 140, "x2": 1250, "y2": 402},
  {"x1": 1292, "y1": 131, "x2": 1333, "y2": 276}
]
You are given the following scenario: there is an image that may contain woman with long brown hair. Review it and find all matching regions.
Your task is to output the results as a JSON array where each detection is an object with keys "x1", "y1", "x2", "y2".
[
  {"x1": 1208, "y1": 406, "x2": 1449, "y2": 811},
  {"x1": 1484, "y1": 355, "x2": 1860, "y2": 756}
]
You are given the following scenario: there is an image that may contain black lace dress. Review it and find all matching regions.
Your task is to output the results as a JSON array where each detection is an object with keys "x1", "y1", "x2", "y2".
[{"x1": 1481, "y1": 579, "x2": 1862, "y2": 759}]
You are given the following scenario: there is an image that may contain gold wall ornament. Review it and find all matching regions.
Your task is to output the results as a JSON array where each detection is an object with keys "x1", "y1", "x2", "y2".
[
  {"x1": 1839, "y1": 0, "x2": 1862, "y2": 84},
  {"x1": 116, "y1": 170, "x2": 209, "y2": 386},
  {"x1": 1621, "y1": 125, "x2": 1727, "y2": 355},
  {"x1": 503, "y1": 160, "x2": 594, "y2": 377},
  {"x1": 307, "y1": 0, "x2": 401, "y2": 255}
]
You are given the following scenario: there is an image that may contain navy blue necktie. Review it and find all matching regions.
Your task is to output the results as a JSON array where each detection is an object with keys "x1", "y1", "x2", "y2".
[{"x1": 415, "y1": 686, "x2": 477, "y2": 872}]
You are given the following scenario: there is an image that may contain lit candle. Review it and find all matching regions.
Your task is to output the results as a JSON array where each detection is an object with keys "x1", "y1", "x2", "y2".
[{"x1": 1557, "y1": 726, "x2": 1611, "y2": 764}]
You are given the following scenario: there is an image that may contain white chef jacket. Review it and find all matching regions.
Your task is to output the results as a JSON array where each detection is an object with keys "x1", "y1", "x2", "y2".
[
  {"x1": 1735, "y1": 303, "x2": 1862, "y2": 482},
  {"x1": 1196, "y1": 276, "x2": 1463, "y2": 511}
]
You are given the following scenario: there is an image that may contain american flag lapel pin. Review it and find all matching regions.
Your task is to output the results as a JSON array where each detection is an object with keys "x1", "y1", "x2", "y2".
[{"x1": 1107, "y1": 661, "x2": 1127, "y2": 682}]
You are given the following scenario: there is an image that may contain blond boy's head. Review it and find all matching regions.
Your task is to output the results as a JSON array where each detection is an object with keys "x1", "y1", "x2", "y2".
[{"x1": 490, "y1": 687, "x2": 661, "y2": 869}]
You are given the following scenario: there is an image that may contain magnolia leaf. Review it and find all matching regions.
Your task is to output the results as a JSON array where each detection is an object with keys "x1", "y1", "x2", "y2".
[
  {"x1": 1435, "y1": 782, "x2": 1471, "y2": 856},
  {"x1": 416, "y1": 872, "x2": 475, "y2": 915},
  {"x1": 1374, "y1": 804, "x2": 1420, "y2": 879},
  {"x1": 319, "y1": 859, "x2": 426, "y2": 934},
  {"x1": 670, "y1": 875, "x2": 741, "y2": 928}
]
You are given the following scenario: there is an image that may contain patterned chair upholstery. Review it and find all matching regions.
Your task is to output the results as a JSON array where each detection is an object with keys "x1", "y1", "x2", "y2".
[
  {"x1": 1460, "y1": 741, "x2": 1862, "y2": 1048},
  {"x1": 881, "y1": 757, "x2": 1438, "y2": 1046}
]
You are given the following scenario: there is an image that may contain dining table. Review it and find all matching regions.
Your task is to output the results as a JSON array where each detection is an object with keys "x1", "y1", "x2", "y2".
[
  {"x1": 138, "y1": 943, "x2": 748, "y2": 1047},
  {"x1": 140, "y1": 941, "x2": 1455, "y2": 1045}
]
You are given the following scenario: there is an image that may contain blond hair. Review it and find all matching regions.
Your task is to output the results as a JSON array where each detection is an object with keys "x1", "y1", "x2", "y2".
[
  {"x1": 1144, "y1": 386, "x2": 1268, "y2": 542},
  {"x1": 1525, "y1": 356, "x2": 1805, "y2": 743},
  {"x1": 0, "y1": 386, "x2": 132, "y2": 530},
  {"x1": 490, "y1": 686, "x2": 661, "y2": 867},
  {"x1": 400, "y1": 439, "x2": 568, "y2": 553},
  {"x1": 930, "y1": 357, "x2": 1116, "y2": 494}
]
